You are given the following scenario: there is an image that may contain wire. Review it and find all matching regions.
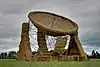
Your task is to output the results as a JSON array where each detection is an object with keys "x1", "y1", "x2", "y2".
[
  {"x1": 29, "y1": 20, "x2": 38, "y2": 51},
  {"x1": 30, "y1": 42, "x2": 38, "y2": 51}
]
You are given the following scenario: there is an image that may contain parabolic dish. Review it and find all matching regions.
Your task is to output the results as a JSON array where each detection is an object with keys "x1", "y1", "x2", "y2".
[{"x1": 28, "y1": 11, "x2": 78, "y2": 36}]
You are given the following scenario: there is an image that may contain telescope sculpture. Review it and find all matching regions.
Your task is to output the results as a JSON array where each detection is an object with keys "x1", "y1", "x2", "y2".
[{"x1": 18, "y1": 11, "x2": 87, "y2": 61}]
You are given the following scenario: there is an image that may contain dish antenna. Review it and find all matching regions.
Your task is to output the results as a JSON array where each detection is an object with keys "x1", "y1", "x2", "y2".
[{"x1": 28, "y1": 11, "x2": 78, "y2": 36}]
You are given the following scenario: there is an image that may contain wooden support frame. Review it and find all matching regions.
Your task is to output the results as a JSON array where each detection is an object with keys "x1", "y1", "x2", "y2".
[{"x1": 18, "y1": 23, "x2": 32, "y2": 61}]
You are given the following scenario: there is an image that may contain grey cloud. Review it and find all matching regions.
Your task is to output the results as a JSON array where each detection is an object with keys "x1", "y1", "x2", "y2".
[
  {"x1": 0, "y1": 15, "x2": 23, "y2": 38},
  {"x1": 79, "y1": 28, "x2": 100, "y2": 50},
  {"x1": 31, "y1": 0, "x2": 100, "y2": 29},
  {"x1": 0, "y1": 0, "x2": 100, "y2": 53},
  {"x1": 0, "y1": 0, "x2": 39, "y2": 15},
  {"x1": 0, "y1": 37, "x2": 20, "y2": 50}
]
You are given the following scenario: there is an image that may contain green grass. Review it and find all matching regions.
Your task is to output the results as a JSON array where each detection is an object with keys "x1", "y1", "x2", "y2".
[{"x1": 0, "y1": 59, "x2": 100, "y2": 67}]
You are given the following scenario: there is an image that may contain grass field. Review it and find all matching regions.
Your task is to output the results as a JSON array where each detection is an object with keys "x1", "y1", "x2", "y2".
[{"x1": 0, "y1": 59, "x2": 100, "y2": 67}]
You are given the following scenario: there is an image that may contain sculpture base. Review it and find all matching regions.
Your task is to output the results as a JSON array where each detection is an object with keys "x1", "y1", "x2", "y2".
[{"x1": 32, "y1": 55, "x2": 88, "y2": 61}]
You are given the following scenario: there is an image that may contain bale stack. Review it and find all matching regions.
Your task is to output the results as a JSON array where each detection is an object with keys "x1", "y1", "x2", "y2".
[
  {"x1": 67, "y1": 33, "x2": 87, "y2": 60},
  {"x1": 28, "y1": 11, "x2": 88, "y2": 60},
  {"x1": 37, "y1": 29, "x2": 48, "y2": 56},
  {"x1": 54, "y1": 36, "x2": 67, "y2": 55},
  {"x1": 18, "y1": 23, "x2": 32, "y2": 61}
]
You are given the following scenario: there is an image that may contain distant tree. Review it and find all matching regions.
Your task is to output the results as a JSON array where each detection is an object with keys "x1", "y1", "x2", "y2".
[
  {"x1": 0, "y1": 54, "x2": 1, "y2": 59},
  {"x1": 8, "y1": 51, "x2": 17, "y2": 59},
  {"x1": 92, "y1": 50, "x2": 96, "y2": 58},
  {"x1": 96, "y1": 51, "x2": 100, "y2": 58},
  {"x1": 16, "y1": 50, "x2": 20, "y2": 59},
  {"x1": 0, "y1": 52, "x2": 7, "y2": 59}
]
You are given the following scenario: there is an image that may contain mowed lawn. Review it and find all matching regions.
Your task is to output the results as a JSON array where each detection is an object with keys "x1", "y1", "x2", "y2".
[{"x1": 0, "y1": 59, "x2": 100, "y2": 67}]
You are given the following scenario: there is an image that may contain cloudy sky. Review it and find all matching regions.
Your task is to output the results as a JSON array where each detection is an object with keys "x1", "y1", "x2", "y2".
[{"x1": 0, "y1": 0, "x2": 100, "y2": 55}]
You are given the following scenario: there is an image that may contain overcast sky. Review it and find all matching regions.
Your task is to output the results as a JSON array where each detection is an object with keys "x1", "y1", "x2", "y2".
[{"x1": 0, "y1": 0, "x2": 100, "y2": 55}]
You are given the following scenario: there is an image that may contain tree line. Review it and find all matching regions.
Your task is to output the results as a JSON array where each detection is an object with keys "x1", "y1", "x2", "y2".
[
  {"x1": 0, "y1": 51, "x2": 17, "y2": 59},
  {"x1": 87, "y1": 50, "x2": 100, "y2": 59},
  {"x1": 0, "y1": 50, "x2": 100, "y2": 59}
]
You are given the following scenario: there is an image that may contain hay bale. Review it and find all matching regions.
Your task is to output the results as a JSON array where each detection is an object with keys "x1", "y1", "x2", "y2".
[{"x1": 18, "y1": 23, "x2": 32, "y2": 61}]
